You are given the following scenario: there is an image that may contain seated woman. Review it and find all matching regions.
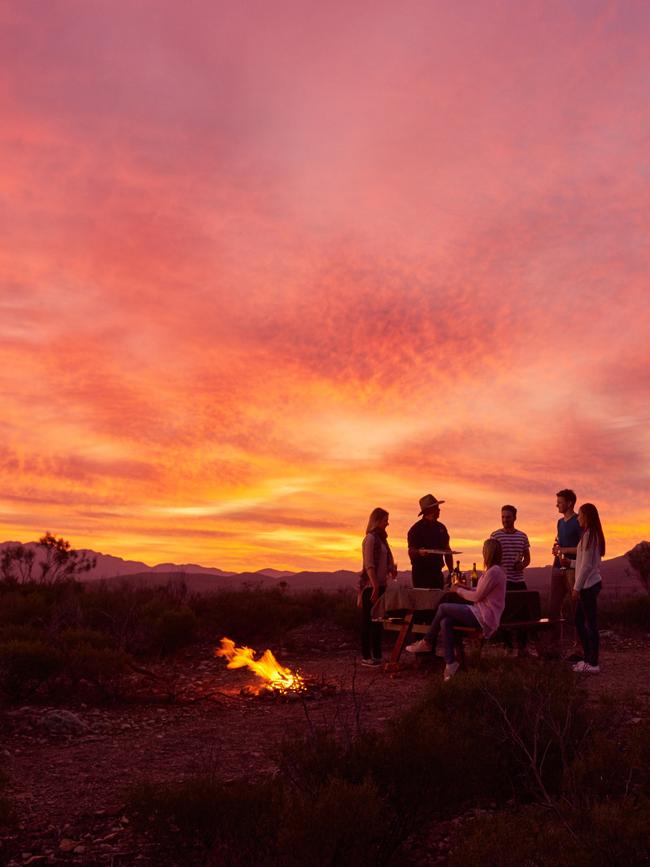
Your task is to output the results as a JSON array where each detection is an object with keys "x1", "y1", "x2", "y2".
[{"x1": 406, "y1": 538, "x2": 506, "y2": 680}]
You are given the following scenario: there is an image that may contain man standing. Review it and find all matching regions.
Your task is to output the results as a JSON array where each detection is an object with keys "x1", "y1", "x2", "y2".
[
  {"x1": 548, "y1": 488, "x2": 582, "y2": 657},
  {"x1": 491, "y1": 505, "x2": 531, "y2": 587},
  {"x1": 490, "y1": 505, "x2": 531, "y2": 654},
  {"x1": 407, "y1": 494, "x2": 453, "y2": 589}
]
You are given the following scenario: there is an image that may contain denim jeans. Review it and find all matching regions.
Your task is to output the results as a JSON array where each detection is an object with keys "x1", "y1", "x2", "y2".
[
  {"x1": 425, "y1": 602, "x2": 480, "y2": 664},
  {"x1": 575, "y1": 582, "x2": 601, "y2": 666},
  {"x1": 361, "y1": 585, "x2": 385, "y2": 660}
]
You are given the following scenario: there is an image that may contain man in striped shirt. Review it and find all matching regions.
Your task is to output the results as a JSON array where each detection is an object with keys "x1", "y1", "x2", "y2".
[{"x1": 490, "y1": 505, "x2": 531, "y2": 655}]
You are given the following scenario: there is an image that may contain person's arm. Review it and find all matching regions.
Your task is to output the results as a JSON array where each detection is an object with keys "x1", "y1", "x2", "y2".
[
  {"x1": 366, "y1": 566, "x2": 380, "y2": 602},
  {"x1": 573, "y1": 531, "x2": 596, "y2": 596},
  {"x1": 456, "y1": 567, "x2": 497, "y2": 603},
  {"x1": 443, "y1": 527, "x2": 453, "y2": 573},
  {"x1": 407, "y1": 526, "x2": 423, "y2": 560},
  {"x1": 362, "y1": 535, "x2": 381, "y2": 602},
  {"x1": 514, "y1": 543, "x2": 531, "y2": 571}
]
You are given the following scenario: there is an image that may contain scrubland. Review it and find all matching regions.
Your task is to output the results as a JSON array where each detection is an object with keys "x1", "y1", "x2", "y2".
[{"x1": 0, "y1": 578, "x2": 649, "y2": 866}]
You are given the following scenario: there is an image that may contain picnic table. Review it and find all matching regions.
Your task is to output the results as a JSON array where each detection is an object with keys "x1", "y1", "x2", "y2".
[
  {"x1": 371, "y1": 583, "x2": 446, "y2": 664},
  {"x1": 373, "y1": 584, "x2": 558, "y2": 666}
]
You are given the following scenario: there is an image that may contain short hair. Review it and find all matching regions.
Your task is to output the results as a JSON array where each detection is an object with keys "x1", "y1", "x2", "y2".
[
  {"x1": 483, "y1": 537, "x2": 502, "y2": 568},
  {"x1": 556, "y1": 489, "x2": 577, "y2": 508},
  {"x1": 501, "y1": 504, "x2": 517, "y2": 519},
  {"x1": 366, "y1": 508, "x2": 389, "y2": 534}
]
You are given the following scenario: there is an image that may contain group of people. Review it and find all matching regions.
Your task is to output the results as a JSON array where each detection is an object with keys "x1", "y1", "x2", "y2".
[{"x1": 358, "y1": 489, "x2": 606, "y2": 680}]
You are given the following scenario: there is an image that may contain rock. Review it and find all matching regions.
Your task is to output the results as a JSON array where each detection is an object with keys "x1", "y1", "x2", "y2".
[
  {"x1": 39, "y1": 710, "x2": 90, "y2": 735},
  {"x1": 58, "y1": 839, "x2": 79, "y2": 853}
]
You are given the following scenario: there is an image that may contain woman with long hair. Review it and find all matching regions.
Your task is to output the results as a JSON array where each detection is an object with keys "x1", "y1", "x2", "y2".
[
  {"x1": 359, "y1": 507, "x2": 396, "y2": 667},
  {"x1": 572, "y1": 503, "x2": 605, "y2": 674},
  {"x1": 406, "y1": 538, "x2": 507, "y2": 681}
]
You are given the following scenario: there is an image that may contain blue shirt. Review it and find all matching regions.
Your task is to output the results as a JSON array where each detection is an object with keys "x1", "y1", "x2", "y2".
[{"x1": 555, "y1": 514, "x2": 582, "y2": 567}]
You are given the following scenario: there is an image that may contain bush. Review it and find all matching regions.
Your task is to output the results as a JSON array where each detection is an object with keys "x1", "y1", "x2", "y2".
[
  {"x1": 600, "y1": 595, "x2": 650, "y2": 631},
  {"x1": 127, "y1": 776, "x2": 283, "y2": 865},
  {"x1": 0, "y1": 639, "x2": 63, "y2": 699},
  {"x1": 449, "y1": 806, "x2": 587, "y2": 867},
  {"x1": 64, "y1": 645, "x2": 130, "y2": 694},
  {"x1": 0, "y1": 767, "x2": 14, "y2": 828},
  {"x1": 449, "y1": 799, "x2": 650, "y2": 867},
  {"x1": 152, "y1": 607, "x2": 198, "y2": 654},
  {"x1": 278, "y1": 778, "x2": 391, "y2": 867}
]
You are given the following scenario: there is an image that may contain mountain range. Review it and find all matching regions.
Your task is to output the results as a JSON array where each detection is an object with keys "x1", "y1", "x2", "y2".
[{"x1": 0, "y1": 540, "x2": 644, "y2": 596}]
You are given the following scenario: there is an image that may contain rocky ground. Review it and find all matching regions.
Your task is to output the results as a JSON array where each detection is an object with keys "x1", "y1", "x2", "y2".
[{"x1": 1, "y1": 623, "x2": 649, "y2": 866}]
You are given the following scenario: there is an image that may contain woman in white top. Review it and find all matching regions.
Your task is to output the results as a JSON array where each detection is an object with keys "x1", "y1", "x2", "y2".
[
  {"x1": 572, "y1": 503, "x2": 605, "y2": 674},
  {"x1": 405, "y1": 538, "x2": 507, "y2": 681}
]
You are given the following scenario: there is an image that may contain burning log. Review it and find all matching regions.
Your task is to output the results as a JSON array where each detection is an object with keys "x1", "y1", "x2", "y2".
[{"x1": 215, "y1": 637, "x2": 306, "y2": 696}]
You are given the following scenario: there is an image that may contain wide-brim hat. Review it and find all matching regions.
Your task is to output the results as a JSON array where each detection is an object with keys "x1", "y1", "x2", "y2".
[{"x1": 418, "y1": 493, "x2": 445, "y2": 515}]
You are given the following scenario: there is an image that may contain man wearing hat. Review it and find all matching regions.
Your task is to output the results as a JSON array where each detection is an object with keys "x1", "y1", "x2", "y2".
[{"x1": 407, "y1": 494, "x2": 454, "y2": 588}]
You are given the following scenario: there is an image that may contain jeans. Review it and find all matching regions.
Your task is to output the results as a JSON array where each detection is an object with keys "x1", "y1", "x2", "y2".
[
  {"x1": 361, "y1": 585, "x2": 385, "y2": 660},
  {"x1": 575, "y1": 582, "x2": 601, "y2": 666},
  {"x1": 548, "y1": 568, "x2": 576, "y2": 651},
  {"x1": 425, "y1": 603, "x2": 480, "y2": 664},
  {"x1": 502, "y1": 580, "x2": 528, "y2": 650}
]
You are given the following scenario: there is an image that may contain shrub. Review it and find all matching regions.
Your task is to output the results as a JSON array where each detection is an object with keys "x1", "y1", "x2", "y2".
[
  {"x1": 278, "y1": 778, "x2": 391, "y2": 867},
  {"x1": 152, "y1": 607, "x2": 198, "y2": 654},
  {"x1": 0, "y1": 639, "x2": 63, "y2": 699},
  {"x1": 449, "y1": 806, "x2": 587, "y2": 867},
  {"x1": 64, "y1": 645, "x2": 130, "y2": 694},
  {"x1": 449, "y1": 799, "x2": 650, "y2": 867},
  {"x1": 0, "y1": 587, "x2": 51, "y2": 626},
  {"x1": 127, "y1": 776, "x2": 283, "y2": 865},
  {"x1": 600, "y1": 595, "x2": 650, "y2": 631},
  {"x1": 0, "y1": 767, "x2": 14, "y2": 828}
]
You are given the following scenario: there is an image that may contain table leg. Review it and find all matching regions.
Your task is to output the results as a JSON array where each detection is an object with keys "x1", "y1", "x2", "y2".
[{"x1": 389, "y1": 612, "x2": 414, "y2": 664}]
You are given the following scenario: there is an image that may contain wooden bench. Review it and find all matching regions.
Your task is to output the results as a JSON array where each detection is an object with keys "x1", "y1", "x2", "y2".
[
  {"x1": 452, "y1": 616, "x2": 556, "y2": 666},
  {"x1": 380, "y1": 590, "x2": 560, "y2": 666}
]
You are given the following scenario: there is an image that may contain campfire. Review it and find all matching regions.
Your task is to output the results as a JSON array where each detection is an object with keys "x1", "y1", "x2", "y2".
[{"x1": 215, "y1": 637, "x2": 307, "y2": 697}]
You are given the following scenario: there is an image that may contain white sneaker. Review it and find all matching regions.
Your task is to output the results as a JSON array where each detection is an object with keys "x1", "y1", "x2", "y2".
[
  {"x1": 405, "y1": 639, "x2": 433, "y2": 654},
  {"x1": 443, "y1": 661, "x2": 460, "y2": 681},
  {"x1": 583, "y1": 663, "x2": 600, "y2": 674},
  {"x1": 572, "y1": 661, "x2": 589, "y2": 672}
]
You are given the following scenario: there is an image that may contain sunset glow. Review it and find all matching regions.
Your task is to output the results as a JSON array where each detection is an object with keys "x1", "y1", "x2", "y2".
[{"x1": 1, "y1": 1, "x2": 649, "y2": 572}]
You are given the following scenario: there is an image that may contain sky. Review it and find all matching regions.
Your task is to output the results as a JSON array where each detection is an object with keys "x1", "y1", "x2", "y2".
[{"x1": 1, "y1": 0, "x2": 649, "y2": 572}]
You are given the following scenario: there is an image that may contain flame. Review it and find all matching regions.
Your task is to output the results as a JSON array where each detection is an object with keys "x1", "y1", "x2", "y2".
[{"x1": 215, "y1": 637, "x2": 305, "y2": 693}]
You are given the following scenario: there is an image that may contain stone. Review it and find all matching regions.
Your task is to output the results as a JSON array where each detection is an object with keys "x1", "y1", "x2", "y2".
[
  {"x1": 58, "y1": 839, "x2": 79, "y2": 853},
  {"x1": 40, "y1": 711, "x2": 90, "y2": 735}
]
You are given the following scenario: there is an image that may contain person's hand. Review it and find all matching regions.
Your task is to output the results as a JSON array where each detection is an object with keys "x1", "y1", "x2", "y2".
[
  {"x1": 371, "y1": 587, "x2": 380, "y2": 604},
  {"x1": 552, "y1": 543, "x2": 561, "y2": 558},
  {"x1": 572, "y1": 589, "x2": 579, "y2": 601}
]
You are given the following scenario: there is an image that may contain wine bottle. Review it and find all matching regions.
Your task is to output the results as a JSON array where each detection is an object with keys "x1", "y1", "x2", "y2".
[{"x1": 470, "y1": 562, "x2": 479, "y2": 588}]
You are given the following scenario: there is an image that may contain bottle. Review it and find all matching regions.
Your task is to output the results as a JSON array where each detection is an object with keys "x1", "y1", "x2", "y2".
[
  {"x1": 453, "y1": 560, "x2": 462, "y2": 585},
  {"x1": 470, "y1": 562, "x2": 479, "y2": 588}
]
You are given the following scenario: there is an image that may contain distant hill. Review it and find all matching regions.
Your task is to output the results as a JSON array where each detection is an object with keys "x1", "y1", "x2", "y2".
[
  {"x1": 0, "y1": 541, "x2": 235, "y2": 581},
  {"x1": 518, "y1": 555, "x2": 641, "y2": 598},
  {"x1": 1, "y1": 540, "x2": 644, "y2": 597}
]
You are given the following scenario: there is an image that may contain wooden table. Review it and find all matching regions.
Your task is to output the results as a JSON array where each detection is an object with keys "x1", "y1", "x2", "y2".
[{"x1": 371, "y1": 584, "x2": 446, "y2": 664}]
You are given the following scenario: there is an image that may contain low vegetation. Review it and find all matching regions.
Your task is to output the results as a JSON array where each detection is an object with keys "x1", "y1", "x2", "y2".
[
  {"x1": 0, "y1": 572, "x2": 357, "y2": 703},
  {"x1": 126, "y1": 664, "x2": 650, "y2": 866}
]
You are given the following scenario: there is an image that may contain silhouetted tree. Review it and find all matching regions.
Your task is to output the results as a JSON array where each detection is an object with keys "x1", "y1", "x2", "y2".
[
  {"x1": 626, "y1": 541, "x2": 650, "y2": 594},
  {"x1": 0, "y1": 533, "x2": 96, "y2": 585}
]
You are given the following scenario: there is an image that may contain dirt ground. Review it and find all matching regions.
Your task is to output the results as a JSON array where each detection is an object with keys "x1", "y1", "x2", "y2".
[{"x1": 1, "y1": 623, "x2": 649, "y2": 866}]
